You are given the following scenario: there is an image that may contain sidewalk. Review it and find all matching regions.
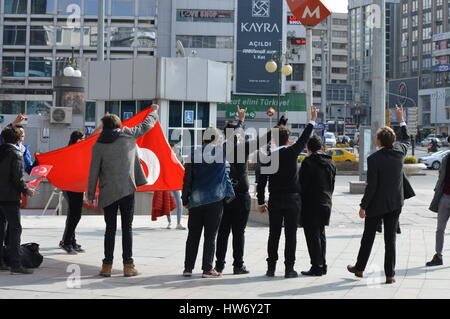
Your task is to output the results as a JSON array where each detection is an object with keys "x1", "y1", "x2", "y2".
[{"x1": 1, "y1": 176, "x2": 449, "y2": 299}]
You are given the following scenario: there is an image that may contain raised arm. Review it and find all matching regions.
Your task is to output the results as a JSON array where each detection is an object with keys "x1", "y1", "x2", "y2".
[
  {"x1": 290, "y1": 107, "x2": 319, "y2": 155},
  {"x1": 122, "y1": 104, "x2": 160, "y2": 139},
  {"x1": 395, "y1": 105, "x2": 410, "y2": 154}
]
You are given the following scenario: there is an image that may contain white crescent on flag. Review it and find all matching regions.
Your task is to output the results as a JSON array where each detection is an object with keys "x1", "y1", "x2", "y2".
[{"x1": 137, "y1": 146, "x2": 161, "y2": 186}]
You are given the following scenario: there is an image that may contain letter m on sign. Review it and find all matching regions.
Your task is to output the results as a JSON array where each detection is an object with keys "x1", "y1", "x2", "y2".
[{"x1": 285, "y1": 0, "x2": 331, "y2": 27}]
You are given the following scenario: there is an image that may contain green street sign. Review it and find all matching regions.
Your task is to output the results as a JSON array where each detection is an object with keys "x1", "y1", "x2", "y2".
[{"x1": 218, "y1": 93, "x2": 306, "y2": 119}]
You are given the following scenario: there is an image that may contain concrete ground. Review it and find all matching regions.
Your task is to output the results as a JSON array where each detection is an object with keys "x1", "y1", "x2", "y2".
[{"x1": 1, "y1": 169, "x2": 449, "y2": 299}]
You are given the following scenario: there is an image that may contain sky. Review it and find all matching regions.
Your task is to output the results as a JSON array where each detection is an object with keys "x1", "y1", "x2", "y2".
[{"x1": 322, "y1": 0, "x2": 349, "y2": 13}]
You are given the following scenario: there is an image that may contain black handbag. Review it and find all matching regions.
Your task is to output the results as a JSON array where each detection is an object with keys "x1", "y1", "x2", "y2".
[{"x1": 3, "y1": 243, "x2": 43, "y2": 269}]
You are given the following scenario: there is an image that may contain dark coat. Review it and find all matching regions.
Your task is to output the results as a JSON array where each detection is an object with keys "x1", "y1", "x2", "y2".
[
  {"x1": 0, "y1": 144, "x2": 29, "y2": 202},
  {"x1": 299, "y1": 151, "x2": 336, "y2": 227},
  {"x1": 360, "y1": 125, "x2": 411, "y2": 217},
  {"x1": 430, "y1": 154, "x2": 450, "y2": 213}
]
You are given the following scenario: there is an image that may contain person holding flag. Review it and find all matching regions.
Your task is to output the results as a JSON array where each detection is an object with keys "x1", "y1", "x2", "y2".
[{"x1": 88, "y1": 104, "x2": 159, "y2": 278}]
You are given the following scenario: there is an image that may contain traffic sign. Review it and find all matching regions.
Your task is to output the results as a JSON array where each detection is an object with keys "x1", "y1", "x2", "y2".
[
  {"x1": 286, "y1": 0, "x2": 331, "y2": 27},
  {"x1": 406, "y1": 107, "x2": 418, "y2": 136}
]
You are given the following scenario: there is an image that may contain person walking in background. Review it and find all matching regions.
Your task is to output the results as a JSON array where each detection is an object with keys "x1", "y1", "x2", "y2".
[
  {"x1": 167, "y1": 143, "x2": 186, "y2": 230},
  {"x1": 427, "y1": 146, "x2": 450, "y2": 267},
  {"x1": 182, "y1": 127, "x2": 235, "y2": 278},
  {"x1": 0, "y1": 126, "x2": 35, "y2": 274},
  {"x1": 299, "y1": 135, "x2": 336, "y2": 277},
  {"x1": 347, "y1": 106, "x2": 410, "y2": 284},
  {"x1": 88, "y1": 105, "x2": 159, "y2": 278},
  {"x1": 59, "y1": 130, "x2": 87, "y2": 254},
  {"x1": 257, "y1": 107, "x2": 318, "y2": 278}
]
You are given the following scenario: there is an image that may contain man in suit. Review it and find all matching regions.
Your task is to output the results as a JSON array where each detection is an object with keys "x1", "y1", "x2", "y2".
[
  {"x1": 299, "y1": 135, "x2": 336, "y2": 276},
  {"x1": 348, "y1": 106, "x2": 410, "y2": 284},
  {"x1": 257, "y1": 107, "x2": 318, "y2": 278},
  {"x1": 427, "y1": 147, "x2": 450, "y2": 267}
]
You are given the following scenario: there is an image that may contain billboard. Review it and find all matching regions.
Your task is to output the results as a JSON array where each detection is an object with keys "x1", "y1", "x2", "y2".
[
  {"x1": 388, "y1": 78, "x2": 419, "y2": 109},
  {"x1": 234, "y1": 0, "x2": 284, "y2": 95}
]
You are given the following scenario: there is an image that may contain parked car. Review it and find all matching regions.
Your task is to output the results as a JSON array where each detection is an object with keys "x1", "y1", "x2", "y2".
[
  {"x1": 418, "y1": 150, "x2": 450, "y2": 170},
  {"x1": 324, "y1": 132, "x2": 337, "y2": 148},
  {"x1": 325, "y1": 148, "x2": 358, "y2": 162},
  {"x1": 421, "y1": 137, "x2": 443, "y2": 147}
]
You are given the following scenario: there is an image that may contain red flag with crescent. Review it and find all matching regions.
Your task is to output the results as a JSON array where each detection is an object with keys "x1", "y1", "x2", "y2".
[{"x1": 36, "y1": 108, "x2": 185, "y2": 193}]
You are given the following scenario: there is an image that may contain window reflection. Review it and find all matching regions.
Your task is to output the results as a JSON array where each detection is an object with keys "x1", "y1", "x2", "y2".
[
  {"x1": 84, "y1": 0, "x2": 110, "y2": 15},
  {"x1": 56, "y1": 26, "x2": 82, "y2": 46},
  {"x1": 136, "y1": 28, "x2": 156, "y2": 48},
  {"x1": 57, "y1": 0, "x2": 81, "y2": 15},
  {"x1": 83, "y1": 26, "x2": 108, "y2": 47},
  {"x1": 111, "y1": 0, "x2": 135, "y2": 16},
  {"x1": 31, "y1": 0, "x2": 55, "y2": 14},
  {"x1": 4, "y1": 0, "x2": 27, "y2": 14},
  {"x1": 30, "y1": 26, "x2": 54, "y2": 46},
  {"x1": 0, "y1": 101, "x2": 26, "y2": 115},
  {"x1": 3, "y1": 26, "x2": 27, "y2": 45},
  {"x1": 2, "y1": 57, "x2": 26, "y2": 77},
  {"x1": 27, "y1": 101, "x2": 52, "y2": 115},
  {"x1": 110, "y1": 27, "x2": 135, "y2": 47},
  {"x1": 138, "y1": 0, "x2": 157, "y2": 16},
  {"x1": 29, "y1": 57, "x2": 53, "y2": 77}
]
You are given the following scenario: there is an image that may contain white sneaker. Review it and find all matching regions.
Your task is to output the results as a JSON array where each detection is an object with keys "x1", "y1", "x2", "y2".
[
  {"x1": 176, "y1": 223, "x2": 186, "y2": 230},
  {"x1": 167, "y1": 223, "x2": 172, "y2": 229}
]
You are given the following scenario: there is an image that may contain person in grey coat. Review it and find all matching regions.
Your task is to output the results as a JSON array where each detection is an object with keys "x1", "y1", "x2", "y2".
[
  {"x1": 427, "y1": 153, "x2": 450, "y2": 266},
  {"x1": 88, "y1": 105, "x2": 159, "y2": 277}
]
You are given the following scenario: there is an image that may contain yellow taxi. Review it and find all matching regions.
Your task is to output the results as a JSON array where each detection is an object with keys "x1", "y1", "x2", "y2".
[{"x1": 325, "y1": 148, "x2": 357, "y2": 162}]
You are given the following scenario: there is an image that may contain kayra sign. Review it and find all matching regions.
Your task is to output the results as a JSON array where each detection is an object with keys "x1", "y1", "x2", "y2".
[{"x1": 286, "y1": 0, "x2": 331, "y2": 27}]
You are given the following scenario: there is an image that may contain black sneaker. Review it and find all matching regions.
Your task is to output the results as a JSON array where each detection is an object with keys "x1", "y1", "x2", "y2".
[
  {"x1": 323, "y1": 265, "x2": 328, "y2": 275},
  {"x1": 426, "y1": 254, "x2": 443, "y2": 267},
  {"x1": 301, "y1": 267, "x2": 323, "y2": 277},
  {"x1": 11, "y1": 267, "x2": 33, "y2": 275},
  {"x1": 233, "y1": 266, "x2": 250, "y2": 275},
  {"x1": 266, "y1": 269, "x2": 275, "y2": 277},
  {"x1": 73, "y1": 243, "x2": 85, "y2": 253},
  {"x1": 285, "y1": 269, "x2": 298, "y2": 278},
  {"x1": 61, "y1": 244, "x2": 77, "y2": 255}
]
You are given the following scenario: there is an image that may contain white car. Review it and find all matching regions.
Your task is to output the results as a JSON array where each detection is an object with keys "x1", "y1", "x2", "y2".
[
  {"x1": 324, "y1": 132, "x2": 337, "y2": 148},
  {"x1": 418, "y1": 150, "x2": 450, "y2": 170}
]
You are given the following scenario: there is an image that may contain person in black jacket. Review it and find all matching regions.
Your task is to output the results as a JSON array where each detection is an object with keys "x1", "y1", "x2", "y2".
[
  {"x1": 215, "y1": 107, "x2": 282, "y2": 275},
  {"x1": 299, "y1": 136, "x2": 336, "y2": 276},
  {"x1": 348, "y1": 106, "x2": 410, "y2": 284},
  {"x1": 0, "y1": 126, "x2": 35, "y2": 274},
  {"x1": 257, "y1": 107, "x2": 318, "y2": 278}
]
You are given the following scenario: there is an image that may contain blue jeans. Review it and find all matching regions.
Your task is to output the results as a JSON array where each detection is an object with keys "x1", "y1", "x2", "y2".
[{"x1": 167, "y1": 191, "x2": 183, "y2": 224}]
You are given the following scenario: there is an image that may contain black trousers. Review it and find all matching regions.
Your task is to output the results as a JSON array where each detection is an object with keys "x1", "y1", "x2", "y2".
[
  {"x1": 355, "y1": 210, "x2": 401, "y2": 278},
  {"x1": 62, "y1": 191, "x2": 84, "y2": 245},
  {"x1": 0, "y1": 203, "x2": 22, "y2": 269},
  {"x1": 215, "y1": 193, "x2": 251, "y2": 271},
  {"x1": 267, "y1": 193, "x2": 301, "y2": 270},
  {"x1": 303, "y1": 222, "x2": 327, "y2": 270},
  {"x1": 103, "y1": 194, "x2": 135, "y2": 265},
  {"x1": 184, "y1": 201, "x2": 223, "y2": 271}
]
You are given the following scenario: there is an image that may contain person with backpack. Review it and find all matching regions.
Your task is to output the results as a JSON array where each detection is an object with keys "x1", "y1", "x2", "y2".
[{"x1": 0, "y1": 126, "x2": 36, "y2": 274}]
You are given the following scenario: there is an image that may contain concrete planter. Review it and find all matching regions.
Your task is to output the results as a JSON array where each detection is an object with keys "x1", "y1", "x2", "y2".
[{"x1": 404, "y1": 163, "x2": 427, "y2": 176}]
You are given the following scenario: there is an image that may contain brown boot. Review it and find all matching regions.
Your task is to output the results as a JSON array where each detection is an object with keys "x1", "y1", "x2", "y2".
[
  {"x1": 99, "y1": 264, "x2": 112, "y2": 277},
  {"x1": 123, "y1": 263, "x2": 139, "y2": 277},
  {"x1": 347, "y1": 265, "x2": 363, "y2": 278}
]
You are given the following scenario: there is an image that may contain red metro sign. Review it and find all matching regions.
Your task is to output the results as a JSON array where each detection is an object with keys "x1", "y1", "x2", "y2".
[{"x1": 286, "y1": 0, "x2": 331, "y2": 27}]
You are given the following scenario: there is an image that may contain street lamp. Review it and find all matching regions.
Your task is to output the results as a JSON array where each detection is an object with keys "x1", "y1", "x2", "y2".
[
  {"x1": 63, "y1": 47, "x2": 82, "y2": 78},
  {"x1": 264, "y1": 41, "x2": 293, "y2": 122}
]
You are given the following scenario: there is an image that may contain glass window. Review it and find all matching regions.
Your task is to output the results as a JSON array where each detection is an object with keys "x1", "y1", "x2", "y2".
[
  {"x1": 27, "y1": 101, "x2": 52, "y2": 115},
  {"x1": 84, "y1": 0, "x2": 110, "y2": 15},
  {"x1": 184, "y1": 102, "x2": 196, "y2": 128},
  {"x1": 56, "y1": 26, "x2": 82, "y2": 47},
  {"x1": 57, "y1": 0, "x2": 81, "y2": 15},
  {"x1": 121, "y1": 101, "x2": 136, "y2": 120},
  {"x1": 111, "y1": 0, "x2": 135, "y2": 16},
  {"x1": 136, "y1": 28, "x2": 156, "y2": 48},
  {"x1": 138, "y1": 0, "x2": 157, "y2": 16},
  {"x1": 30, "y1": 26, "x2": 54, "y2": 46},
  {"x1": 2, "y1": 57, "x2": 26, "y2": 77},
  {"x1": 3, "y1": 26, "x2": 27, "y2": 45},
  {"x1": 335, "y1": 150, "x2": 344, "y2": 156},
  {"x1": 4, "y1": 0, "x2": 27, "y2": 14},
  {"x1": 0, "y1": 101, "x2": 26, "y2": 115},
  {"x1": 105, "y1": 101, "x2": 120, "y2": 116},
  {"x1": 176, "y1": 9, "x2": 234, "y2": 23},
  {"x1": 169, "y1": 101, "x2": 182, "y2": 127},
  {"x1": 85, "y1": 101, "x2": 96, "y2": 122},
  {"x1": 29, "y1": 57, "x2": 53, "y2": 77},
  {"x1": 109, "y1": 27, "x2": 136, "y2": 47},
  {"x1": 31, "y1": 0, "x2": 55, "y2": 14},
  {"x1": 197, "y1": 103, "x2": 210, "y2": 128},
  {"x1": 83, "y1": 26, "x2": 108, "y2": 47},
  {"x1": 137, "y1": 100, "x2": 154, "y2": 112}
]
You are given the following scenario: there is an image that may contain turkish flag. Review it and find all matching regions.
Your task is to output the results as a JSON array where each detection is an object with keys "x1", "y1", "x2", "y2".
[
  {"x1": 30, "y1": 165, "x2": 53, "y2": 177},
  {"x1": 36, "y1": 108, "x2": 185, "y2": 193}
]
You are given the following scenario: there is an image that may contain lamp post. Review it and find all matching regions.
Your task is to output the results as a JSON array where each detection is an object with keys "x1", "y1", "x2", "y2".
[
  {"x1": 265, "y1": 40, "x2": 293, "y2": 122},
  {"x1": 63, "y1": 47, "x2": 82, "y2": 78}
]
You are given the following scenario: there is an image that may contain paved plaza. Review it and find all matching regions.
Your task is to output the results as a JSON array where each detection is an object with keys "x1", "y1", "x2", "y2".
[{"x1": 1, "y1": 170, "x2": 449, "y2": 299}]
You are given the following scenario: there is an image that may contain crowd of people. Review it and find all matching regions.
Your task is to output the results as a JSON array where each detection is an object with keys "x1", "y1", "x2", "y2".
[{"x1": 0, "y1": 104, "x2": 449, "y2": 285}]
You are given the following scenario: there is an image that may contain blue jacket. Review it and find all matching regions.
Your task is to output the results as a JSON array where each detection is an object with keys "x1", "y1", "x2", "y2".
[{"x1": 182, "y1": 145, "x2": 235, "y2": 209}]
